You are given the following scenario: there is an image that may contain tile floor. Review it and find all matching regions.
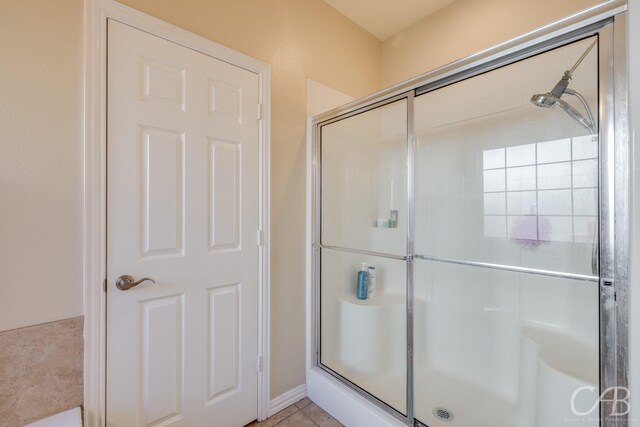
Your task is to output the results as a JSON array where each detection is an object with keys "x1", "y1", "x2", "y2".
[{"x1": 245, "y1": 397, "x2": 343, "y2": 427}]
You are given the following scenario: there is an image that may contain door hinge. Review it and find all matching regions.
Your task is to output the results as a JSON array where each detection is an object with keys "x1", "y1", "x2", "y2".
[
  {"x1": 257, "y1": 356, "x2": 263, "y2": 372},
  {"x1": 257, "y1": 229, "x2": 264, "y2": 246},
  {"x1": 257, "y1": 103, "x2": 263, "y2": 121}
]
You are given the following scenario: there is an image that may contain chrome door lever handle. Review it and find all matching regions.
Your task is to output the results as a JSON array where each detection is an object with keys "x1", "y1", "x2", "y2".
[{"x1": 116, "y1": 275, "x2": 156, "y2": 291}]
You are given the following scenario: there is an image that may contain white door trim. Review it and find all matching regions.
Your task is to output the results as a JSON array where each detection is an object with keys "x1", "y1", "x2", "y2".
[{"x1": 83, "y1": 1, "x2": 271, "y2": 425}]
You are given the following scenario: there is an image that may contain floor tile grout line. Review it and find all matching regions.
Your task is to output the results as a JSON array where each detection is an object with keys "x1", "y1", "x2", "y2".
[
  {"x1": 303, "y1": 411, "x2": 321, "y2": 427},
  {"x1": 273, "y1": 407, "x2": 297, "y2": 426},
  {"x1": 274, "y1": 406, "x2": 321, "y2": 427},
  {"x1": 258, "y1": 398, "x2": 342, "y2": 427}
]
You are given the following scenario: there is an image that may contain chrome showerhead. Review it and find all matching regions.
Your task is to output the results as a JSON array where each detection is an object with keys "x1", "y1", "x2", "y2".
[
  {"x1": 531, "y1": 70, "x2": 571, "y2": 107},
  {"x1": 530, "y1": 92, "x2": 595, "y2": 134},
  {"x1": 530, "y1": 39, "x2": 597, "y2": 134},
  {"x1": 531, "y1": 93, "x2": 558, "y2": 108}
]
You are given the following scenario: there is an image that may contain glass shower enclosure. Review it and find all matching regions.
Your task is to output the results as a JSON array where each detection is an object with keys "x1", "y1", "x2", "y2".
[{"x1": 312, "y1": 10, "x2": 628, "y2": 427}]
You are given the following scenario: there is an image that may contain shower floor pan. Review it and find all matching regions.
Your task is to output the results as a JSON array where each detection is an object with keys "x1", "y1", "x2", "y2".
[
  {"x1": 324, "y1": 329, "x2": 597, "y2": 427},
  {"x1": 415, "y1": 329, "x2": 598, "y2": 427}
]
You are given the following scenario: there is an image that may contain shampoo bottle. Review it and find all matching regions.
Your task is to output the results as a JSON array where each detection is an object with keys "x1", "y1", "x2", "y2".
[
  {"x1": 356, "y1": 263, "x2": 369, "y2": 300},
  {"x1": 389, "y1": 210, "x2": 399, "y2": 228},
  {"x1": 367, "y1": 266, "x2": 376, "y2": 298}
]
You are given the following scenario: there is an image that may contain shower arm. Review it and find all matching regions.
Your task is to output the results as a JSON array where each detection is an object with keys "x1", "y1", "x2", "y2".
[
  {"x1": 566, "y1": 38, "x2": 598, "y2": 79},
  {"x1": 557, "y1": 39, "x2": 598, "y2": 134}
]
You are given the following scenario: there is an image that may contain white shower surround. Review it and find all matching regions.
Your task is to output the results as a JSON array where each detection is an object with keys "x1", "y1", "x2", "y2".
[
  {"x1": 306, "y1": 3, "x2": 629, "y2": 424},
  {"x1": 314, "y1": 36, "x2": 600, "y2": 426}
]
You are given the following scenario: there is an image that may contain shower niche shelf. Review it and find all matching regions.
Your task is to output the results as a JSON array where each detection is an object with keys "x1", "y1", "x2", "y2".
[{"x1": 339, "y1": 293, "x2": 404, "y2": 306}]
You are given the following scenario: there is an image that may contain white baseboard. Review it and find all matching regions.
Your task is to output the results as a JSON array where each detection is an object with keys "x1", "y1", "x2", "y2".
[{"x1": 268, "y1": 384, "x2": 307, "y2": 418}]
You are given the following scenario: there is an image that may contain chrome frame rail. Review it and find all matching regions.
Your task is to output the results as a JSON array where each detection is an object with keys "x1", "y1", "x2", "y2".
[
  {"x1": 316, "y1": 93, "x2": 410, "y2": 128},
  {"x1": 415, "y1": 255, "x2": 600, "y2": 283},
  {"x1": 599, "y1": 19, "x2": 619, "y2": 426},
  {"x1": 311, "y1": 3, "x2": 629, "y2": 427},
  {"x1": 612, "y1": 13, "x2": 630, "y2": 427},
  {"x1": 316, "y1": 244, "x2": 407, "y2": 261},
  {"x1": 413, "y1": 20, "x2": 609, "y2": 98},
  {"x1": 312, "y1": 116, "x2": 322, "y2": 369},
  {"x1": 406, "y1": 91, "x2": 416, "y2": 424},
  {"x1": 598, "y1": 12, "x2": 630, "y2": 427}
]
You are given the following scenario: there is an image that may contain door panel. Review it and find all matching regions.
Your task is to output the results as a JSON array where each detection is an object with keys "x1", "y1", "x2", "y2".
[
  {"x1": 141, "y1": 294, "x2": 184, "y2": 426},
  {"x1": 318, "y1": 98, "x2": 409, "y2": 414},
  {"x1": 107, "y1": 20, "x2": 259, "y2": 427},
  {"x1": 142, "y1": 127, "x2": 185, "y2": 257},
  {"x1": 413, "y1": 37, "x2": 600, "y2": 426},
  {"x1": 320, "y1": 248, "x2": 407, "y2": 414},
  {"x1": 207, "y1": 283, "x2": 241, "y2": 403},
  {"x1": 320, "y1": 100, "x2": 408, "y2": 256},
  {"x1": 209, "y1": 138, "x2": 242, "y2": 252}
]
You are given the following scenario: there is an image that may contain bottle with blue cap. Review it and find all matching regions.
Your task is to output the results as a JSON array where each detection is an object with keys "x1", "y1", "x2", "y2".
[{"x1": 356, "y1": 262, "x2": 369, "y2": 300}]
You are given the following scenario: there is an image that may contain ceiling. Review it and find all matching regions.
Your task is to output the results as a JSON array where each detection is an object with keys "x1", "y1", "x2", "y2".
[{"x1": 323, "y1": 0, "x2": 456, "y2": 41}]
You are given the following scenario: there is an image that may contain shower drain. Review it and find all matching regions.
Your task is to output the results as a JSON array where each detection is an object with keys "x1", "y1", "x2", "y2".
[{"x1": 433, "y1": 407, "x2": 454, "y2": 422}]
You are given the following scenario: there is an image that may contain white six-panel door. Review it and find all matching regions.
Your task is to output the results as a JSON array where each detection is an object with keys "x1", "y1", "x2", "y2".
[{"x1": 106, "y1": 20, "x2": 259, "y2": 426}]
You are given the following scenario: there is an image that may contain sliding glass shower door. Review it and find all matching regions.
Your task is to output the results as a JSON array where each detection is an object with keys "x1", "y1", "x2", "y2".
[
  {"x1": 315, "y1": 30, "x2": 614, "y2": 427},
  {"x1": 319, "y1": 99, "x2": 409, "y2": 414},
  {"x1": 413, "y1": 37, "x2": 600, "y2": 426}
]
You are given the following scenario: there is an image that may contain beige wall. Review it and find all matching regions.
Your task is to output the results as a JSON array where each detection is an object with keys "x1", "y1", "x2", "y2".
[
  {"x1": 0, "y1": 0, "x2": 84, "y2": 331},
  {"x1": 381, "y1": 0, "x2": 603, "y2": 86}
]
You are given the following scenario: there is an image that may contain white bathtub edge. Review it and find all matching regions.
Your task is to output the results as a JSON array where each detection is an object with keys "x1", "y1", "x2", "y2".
[
  {"x1": 23, "y1": 407, "x2": 82, "y2": 427},
  {"x1": 307, "y1": 367, "x2": 405, "y2": 427}
]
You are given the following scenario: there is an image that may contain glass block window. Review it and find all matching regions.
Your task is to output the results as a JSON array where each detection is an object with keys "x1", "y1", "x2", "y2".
[{"x1": 483, "y1": 135, "x2": 598, "y2": 245}]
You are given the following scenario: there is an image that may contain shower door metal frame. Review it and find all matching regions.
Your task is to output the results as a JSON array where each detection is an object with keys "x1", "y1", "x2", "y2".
[
  {"x1": 312, "y1": 92, "x2": 414, "y2": 424},
  {"x1": 311, "y1": 2, "x2": 629, "y2": 426}
]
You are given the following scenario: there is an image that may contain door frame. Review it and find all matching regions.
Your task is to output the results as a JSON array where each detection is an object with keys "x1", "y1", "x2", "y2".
[{"x1": 83, "y1": 1, "x2": 272, "y2": 425}]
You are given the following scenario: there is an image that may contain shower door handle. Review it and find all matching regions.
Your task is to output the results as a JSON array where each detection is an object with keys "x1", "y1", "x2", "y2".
[
  {"x1": 116, "y1": 275, "x2": 156, "y2": 291},
  {"x1": 592, "y1": 233, "x2": 599, "y2": 275}
]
